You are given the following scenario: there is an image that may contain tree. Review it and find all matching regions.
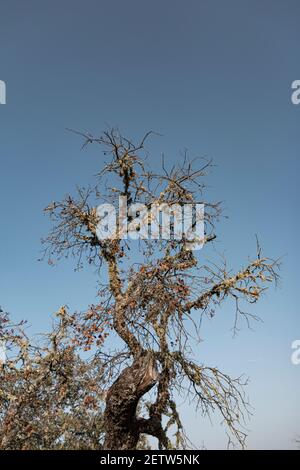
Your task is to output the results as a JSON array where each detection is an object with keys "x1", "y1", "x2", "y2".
[
  {"x1": 41, "y1": 128, "x2": 279, "y2": 450},
  {"x1": 0, "y1": 306, "x2": 150, "y2": 450},
  {"x1": 0, "y1": 307, "x2": 105, "y2": 449}
]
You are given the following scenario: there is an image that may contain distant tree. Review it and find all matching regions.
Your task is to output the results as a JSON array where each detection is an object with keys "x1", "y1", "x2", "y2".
[
  {"x1": 38, "y1": 128, "x2": 278, "y2": 449},
  {"x1": 0, "y1": 307, "x2": 106, "y2": 449},
  {"x1": 0, "y1": 305, "x2": 151, "y2": 450}
]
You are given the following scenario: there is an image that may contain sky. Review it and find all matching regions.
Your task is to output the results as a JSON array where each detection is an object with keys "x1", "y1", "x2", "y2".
[{"x1": 0, "y1": 0, "x2": 299, "y2": 449}]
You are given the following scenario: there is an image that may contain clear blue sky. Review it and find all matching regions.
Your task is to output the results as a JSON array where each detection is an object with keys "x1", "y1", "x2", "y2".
[{"x1": 0, "y1": 0, "x2": 299, "y2": 449}]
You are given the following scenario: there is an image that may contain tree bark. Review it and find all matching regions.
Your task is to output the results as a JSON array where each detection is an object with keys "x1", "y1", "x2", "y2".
[{"x1": 103, "y1": 351, "x2": 158, "y2": 450}]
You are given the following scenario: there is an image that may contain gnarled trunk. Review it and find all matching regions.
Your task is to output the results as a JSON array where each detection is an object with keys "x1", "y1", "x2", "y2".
[{"x1": 103, "y1": 351, "x2": 158, "y2": 450}]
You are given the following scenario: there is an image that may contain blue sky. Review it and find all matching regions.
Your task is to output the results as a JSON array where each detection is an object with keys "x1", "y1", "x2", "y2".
[{"x1": 0, "y1": 0, "x2": 299, "y2": 449}]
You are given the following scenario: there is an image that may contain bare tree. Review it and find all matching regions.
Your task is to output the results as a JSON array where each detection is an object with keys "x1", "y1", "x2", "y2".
[{"x1": 42, "y1": 128, "x2": 279, "y2": 450}]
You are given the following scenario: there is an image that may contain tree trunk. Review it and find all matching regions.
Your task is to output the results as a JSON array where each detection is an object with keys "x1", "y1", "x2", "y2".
[{"x1": 103, "y1": 351, "x2": 158, "y2": 450}]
